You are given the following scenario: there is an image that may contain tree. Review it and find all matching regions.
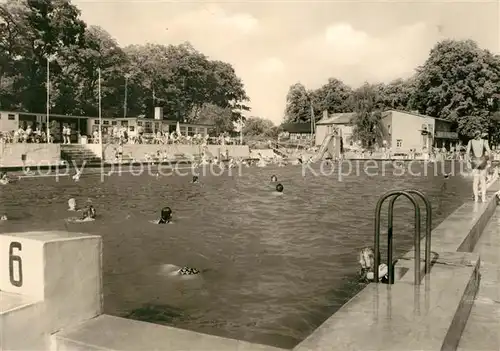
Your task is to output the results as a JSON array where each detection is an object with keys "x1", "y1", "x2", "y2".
[
  {"x1": 54, "y1": 25, "x2": 128, "y2": 116},
  {"x1": 350, "y1": 83, "x2": 386, "y2": 148},
  {"x1": 411, "y1": 40, "x2": 500, "y2": 137},
  {"x1": 376, "y1": 78, "x2": 415, "y2": 111},
  {"x1": 195, "y1": 103, "x2": 237, "y2": 135},
  {"x1": 123, "y1": 43, "x2": 249, "y2": 121},
  {"x1": 243, "y1": 116, "x2": 278, "y2": 138},
  {"x1": 284, "y1": 82, "x2": 311, "y2": 123},
  {"x1": 311, "y1": 78, "x2": 352, "y2": 115},
  {"x1": 0, "y1": 1, "x2": 249, "y2": 123},
  {"x1": 0, "y1": 0, "x2": 87, "y2": 112}
]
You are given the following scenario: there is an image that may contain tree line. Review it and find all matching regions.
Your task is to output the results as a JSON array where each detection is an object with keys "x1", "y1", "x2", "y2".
[
  {"x1": 0, "y1": 0, "x2": 249, "y2": 133},
  {"x1": 284, "y1": 40, "x2": 500, "y2": 146}
]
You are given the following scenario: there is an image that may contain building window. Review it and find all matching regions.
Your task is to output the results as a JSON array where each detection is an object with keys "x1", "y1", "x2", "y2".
[
  {"x1": 396, "y1": 139, "x2": 402, "y2": 148},
  {"x1": 121, "y1": 121, "x2": 128, "y2": 127},
  {"x1": 187, "y1": 126, "x2": 194, "y2": 136},
  {"x1": 94, "y1": 120, "x2": 100, "y2": 125},
  {"x1": 137, "y1": 121, "x2": 143, "y2": 126},
  {"x1": 103, "y1": 120, "x2": 109, "y2": 125},
  {"x1": 111, "y1": 121, "x2": 117, "y2": 125},
  {"x1": 129, "y1": 126, "x2": 135, "y2": 132},
  {"x1": 8, "y1": 114, "x2": 15, "y2": 120}
]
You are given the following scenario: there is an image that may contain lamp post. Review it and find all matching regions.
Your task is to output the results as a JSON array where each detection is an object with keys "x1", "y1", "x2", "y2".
[
  {"x1": 98, "y1": 68, "x2": 103, "y2": 157},
  {"x1": 124, "y1": 74, "x2": 130, "y2": 118},
  {"x1": 45, "y1": 55, "x2": 56, "y2": 143},
  {"x1": 240, "y1": 113, "x2": 244, "y2": 145},
  {"x1": 307, "y1": 93, "x2": 315, "y2": 145}
]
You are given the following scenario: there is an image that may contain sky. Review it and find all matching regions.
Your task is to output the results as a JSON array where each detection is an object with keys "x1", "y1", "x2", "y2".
[{"x1": 74, "y1": 0, "x2": 500, "y2": 124}]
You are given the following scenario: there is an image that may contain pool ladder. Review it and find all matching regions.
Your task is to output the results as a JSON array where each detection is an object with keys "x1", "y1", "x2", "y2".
[{"x1": 373, "y1": 190, "x2": 432, "y2": 285}]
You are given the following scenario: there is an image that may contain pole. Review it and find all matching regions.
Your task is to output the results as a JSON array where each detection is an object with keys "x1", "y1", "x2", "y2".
[
  {"x1": 124, "y1": 76, "x2": 128, "y2": 118},
  {"x1": 309, "y1": 95, "x2": 315, "y2": 145},
  {"x1": 98, "y1": 68, "x2": 102, "y2": 148},
  {"x1": 240, "y1": 114, "x2": 243, "y2": 145},
  {"x1": 46, "y1": 58, "x2": 50, "y2": 143},
  {"x1": 152, "y1": 86, "x2": 155, "y2": 113}
]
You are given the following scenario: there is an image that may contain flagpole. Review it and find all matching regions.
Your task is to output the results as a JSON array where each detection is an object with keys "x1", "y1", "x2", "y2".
[
  {"x1": 98, "y1": 68, "x2": 103, "y2": 157},
  {"x1": 46, "y1": 57, "x2": 50, "y2": 143}
]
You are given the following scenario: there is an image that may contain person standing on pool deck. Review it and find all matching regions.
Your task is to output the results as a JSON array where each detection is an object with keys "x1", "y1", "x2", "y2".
[{"x1": 466, "y1": 130, "x2": 492, "y2": 203}]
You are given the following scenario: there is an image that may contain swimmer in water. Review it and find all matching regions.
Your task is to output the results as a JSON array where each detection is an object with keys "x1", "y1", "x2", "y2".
[
  {"x1": 178, "y1": 267, "x2": 200, "y2": 275},
  {"x1": 275, "y1": 183, "x2": 284, "y2": 193},
  {"x1": 0, "y1": 172, "x2": 9, "y2": 185},
  {"x1": 80, "y1": 205, "x2": 96, "y2": 220},
  {"x1": 158, "y1": 206, "x2": 172, "y2": 224},
  {"x1": 72, "y1": 170, "x2": 81, "y2": 181},
  {"x1": 271, "y1": 175, "x2": 278, "y2": 182},
  {"x1": 358, "y1": 247, "x2": 389, "y2": 283},
  {"x1": 68, "y1": 198, "x2": 77, "y2": 211},
  {"x1": 192, "y1": 175, "x2": 199, "y2": 183},
  {"x1": 0, "y1": 215, "x2": 7, "y2": 221}
]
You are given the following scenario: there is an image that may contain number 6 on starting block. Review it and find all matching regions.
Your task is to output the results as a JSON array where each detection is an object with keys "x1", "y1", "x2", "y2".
[
  {"x1": 1, "y1": 235, "x2": 44, "y2": 298},
  {"x1": 0, "y1": 231, "x2": 102, "y2": 318}
]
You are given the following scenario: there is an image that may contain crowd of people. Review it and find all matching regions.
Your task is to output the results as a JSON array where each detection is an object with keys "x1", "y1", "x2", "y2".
[
  {"x1": 0, "y1": 126, "x2": 50, "y2": 143},
  {"x1": 0, "y1": 124, "x2": 239, "y2": 146},
  {"x1": 89, "y1": 127, "x2": 238, "y2": 146}
]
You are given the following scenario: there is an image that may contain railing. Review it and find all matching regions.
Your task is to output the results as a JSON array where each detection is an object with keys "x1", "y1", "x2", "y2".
[{"x1": 373, "y1": 189, "x2": 432, "y2": 285}]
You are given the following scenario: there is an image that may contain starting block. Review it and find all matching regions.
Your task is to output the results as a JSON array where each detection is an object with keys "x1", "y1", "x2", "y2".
[{"x1": 0, "y1": 231, "x2": 102, "y2": 350}]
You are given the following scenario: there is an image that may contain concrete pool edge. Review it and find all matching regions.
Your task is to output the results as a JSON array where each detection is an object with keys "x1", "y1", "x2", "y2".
[{"x1": 291, "y1": 190, "x2": 498, "y2": 351}]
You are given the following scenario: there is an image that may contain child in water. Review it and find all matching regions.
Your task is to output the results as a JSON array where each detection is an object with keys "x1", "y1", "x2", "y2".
[
  {"x1": 158, "y1": 207, "x2": 172, "y2": 224},
  {"x1": 68, "y1": 198, "x2": 77, "y2": 211},
  {"x1": 0, "y1": 172, "x2": 9, "y2": 185},
  {"x1": 274, "y1": 183, "x2": 284, "y2": 195},
  {"x1": 358, "y1": 247, "x2": 389, "y2": 283},
  {"x1": 80, "y1": 205, "x2": 96, "y2": 221}
]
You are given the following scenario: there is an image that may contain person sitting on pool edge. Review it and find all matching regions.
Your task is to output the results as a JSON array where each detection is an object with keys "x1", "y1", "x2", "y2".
[
  {"x1": 158, "y1": 206, "x2": 172, "y2": 224},
  {"x1": 192, "y1": 175, "x2": 199, "y2": 183},
  {"x1": 80, "y1": 204, "x2": 96, "y2": 221},
  {"x1": 271, "y1": 175, "x2": 278, "y2": 182}
]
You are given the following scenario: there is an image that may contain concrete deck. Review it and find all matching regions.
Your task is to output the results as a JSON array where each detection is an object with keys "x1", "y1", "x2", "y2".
[
  {"x1": 293, "y1": 252, "x2": 480, "y2": 351},
  {"x1": 0, "y1": 291, "x2": 45, "y2": 350},
  {"x1": 0, "y1": 291, "x2": 39, "y2": 314},
  {"x1": 53, "y1": 315, "x2": 286, "y2": 351},
  {"x1": 457, "y1": 208, "x2": 500, "y2": 351}
]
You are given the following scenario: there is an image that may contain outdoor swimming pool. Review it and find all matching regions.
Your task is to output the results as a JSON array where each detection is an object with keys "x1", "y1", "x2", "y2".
[{"x1": 0, "y1": 161, "x2": 471, "y2": 348}]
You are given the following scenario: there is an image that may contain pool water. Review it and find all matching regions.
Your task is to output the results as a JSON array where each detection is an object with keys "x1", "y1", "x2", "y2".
[{"x1": 0, "y1": 161, "x2": 471, "y2": 348}]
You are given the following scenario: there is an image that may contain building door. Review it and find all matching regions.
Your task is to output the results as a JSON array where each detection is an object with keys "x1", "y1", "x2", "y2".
[{"x1": 79, "y1": 119, "x2": 88, "y2": 138}]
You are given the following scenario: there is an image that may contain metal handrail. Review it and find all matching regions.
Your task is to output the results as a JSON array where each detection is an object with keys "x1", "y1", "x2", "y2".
[
  {"x1": 374, "y1": 190, "x2": 431, "y2": 285},
  {"x1": 395, "y1": 190, "x2": 432, "y2": 275}
]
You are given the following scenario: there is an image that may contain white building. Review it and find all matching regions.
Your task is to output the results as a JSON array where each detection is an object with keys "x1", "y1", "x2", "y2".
[
  {"x1": 315, "y1": 110, "x2": 459, "y2": 151},
  {"x1": 0, "y1": 108, "x2": 212, "y2": 143}
]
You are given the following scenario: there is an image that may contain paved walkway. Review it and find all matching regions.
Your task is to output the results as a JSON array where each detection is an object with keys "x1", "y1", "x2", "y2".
[{"x1": 457, "y1": 207, "x2": 500, "y2": 351}]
